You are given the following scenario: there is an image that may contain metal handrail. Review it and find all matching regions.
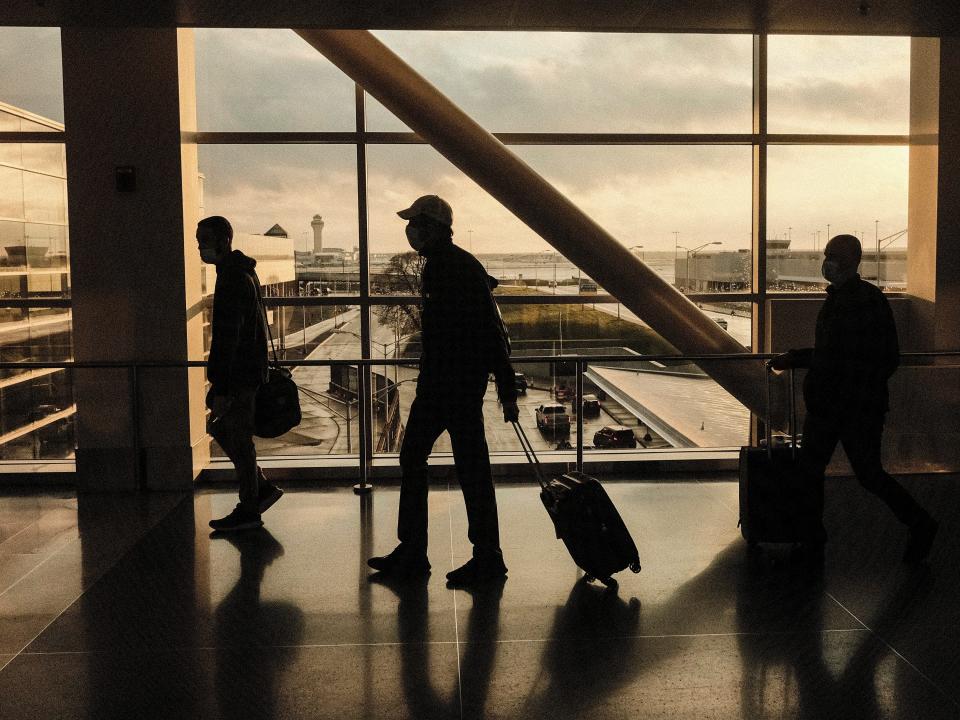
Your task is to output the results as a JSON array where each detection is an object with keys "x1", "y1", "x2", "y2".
[
  {"x1": 11, "y1": 350, "x2": 960, "y2": 486},
  {"x1": 2, "y1": 350, "x2": 957, "y2": 371}
]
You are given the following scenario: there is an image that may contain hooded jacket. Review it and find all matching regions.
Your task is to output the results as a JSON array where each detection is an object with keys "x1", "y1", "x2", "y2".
[
  {"x1": 207, "y1": 250, "x2": 269, "y2": 395},
  {"x1": 417, "y1": 240, "x2": 517, "y2": 403}
]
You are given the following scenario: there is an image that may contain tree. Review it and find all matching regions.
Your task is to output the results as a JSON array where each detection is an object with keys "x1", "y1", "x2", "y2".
[{"x1": 372, "y1": 251, "x2": 425, "y2": 340}]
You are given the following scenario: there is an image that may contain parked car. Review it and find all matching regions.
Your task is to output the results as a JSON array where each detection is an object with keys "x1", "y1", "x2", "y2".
[
  {"x1": 578, "y1": 279, "x2": 598, "y2": 293},
  {"x1": 593, "y1": 425, "x2": 638, "y2": 449},
  {"x1": 714, "y1": 318, "x2": 728, "y2": 330},
  {"x1": 514, "y1": 371, "x2": 528, "y2": 394},
  {"x1": 536, "y1": 403, "x2": 570, "y2": 433},
  {"x1": 553, "y1": 385, "x2": 572, "y2": 402},
  {"x1": 581, "y1": 394, "x2": 601, "y2": 417}
]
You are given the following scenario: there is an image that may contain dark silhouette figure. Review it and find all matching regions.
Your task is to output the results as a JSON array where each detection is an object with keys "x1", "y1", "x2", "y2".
[
  {"x1": 771, "y1": 234, "x2": 937, "y2": 563},
  {"x1": 213, "y1": 528, "x2": 304, "y2": 720},
  {"x1": 367, "y1": 195, "x2": 520, "y2": 587},
  {"x1": 198, "y1": 216, "x2": 283, "y2": 532}
]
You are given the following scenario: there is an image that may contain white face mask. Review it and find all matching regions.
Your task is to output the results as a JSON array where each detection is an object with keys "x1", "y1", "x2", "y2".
[
  {"x1": 200, "y1": 247, "x2": 220, "y2": 264},
  {"x1": 406, "y1": 226, "x2": 427, "y2": 253}
]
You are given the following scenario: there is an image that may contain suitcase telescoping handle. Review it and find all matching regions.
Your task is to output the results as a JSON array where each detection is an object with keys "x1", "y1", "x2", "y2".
[
  {"x1": 511, "y1": 421, "x2": 549, "y2": 491},
  {"x1": 764, "y1": 364, "x2": 798, "y2": 460}
]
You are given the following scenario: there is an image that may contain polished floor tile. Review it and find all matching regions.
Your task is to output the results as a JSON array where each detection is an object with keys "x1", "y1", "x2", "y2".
[{"x1": 0, "y1": 478, "x2": 957, "y2": 719}]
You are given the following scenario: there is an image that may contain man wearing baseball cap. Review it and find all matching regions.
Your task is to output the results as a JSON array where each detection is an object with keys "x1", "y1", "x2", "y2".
[{"x1": 368, "y1": 195, "x2": 520, "y2": 587}]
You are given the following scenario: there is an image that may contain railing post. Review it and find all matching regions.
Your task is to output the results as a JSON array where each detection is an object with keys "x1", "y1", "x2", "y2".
[
  {"x1": 131, "y1": 364, "x2": 142, "y2": 490},
  {"x1": 576, "y1": 358, "x2": 584, "y2": 472},
  {"x1": 354, "y1": 363, "x2": 373, "y2": 495}
]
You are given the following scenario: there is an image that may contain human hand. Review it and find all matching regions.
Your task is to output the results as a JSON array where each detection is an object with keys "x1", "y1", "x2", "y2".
[
  {"x1": 210, "y1": 394, "x2": 232, "y2": 419},
  {"x1": 502, "y1": 400, "x2": 520, "y2": 423},
  {"x1": 768, "y1": 352, "x2": 793, "y2": 372}
]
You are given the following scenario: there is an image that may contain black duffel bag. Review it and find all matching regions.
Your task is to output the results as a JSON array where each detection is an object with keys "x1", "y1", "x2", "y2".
[
  {"x1": 253, "y1": 280, "x2": 302, "y2": 438},
  {"x1": 255, "y1": 364, "x2": 301, "y2": 438}
]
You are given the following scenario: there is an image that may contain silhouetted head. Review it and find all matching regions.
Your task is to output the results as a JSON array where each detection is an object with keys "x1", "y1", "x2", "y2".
[
  {"x1": 197, "y1": 215, "x2": 233, "y2": 266},
  {"x1": 822, "y1": 234, "x2": 861, "y2": 286},
  {"x1": 397, "y1": 195, "x2": 454, "y2": 257}
]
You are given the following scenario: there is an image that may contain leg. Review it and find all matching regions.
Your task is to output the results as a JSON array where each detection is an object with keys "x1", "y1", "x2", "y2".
[
  {"x1": 840, "y1": 415, "x2": 924, "y2": 526},
  {"x1": 397, "y1": 396, "x2": 446, "y2": 554},
  {"x1": 447, "y1": 400, "x2": 503, "y2": 561},
  {"x1": 210, "y1": 388, "x2": 259, "y2": 514},
  {"x1": 799, "y1": 412, "x2": 841, "y2": 523}
]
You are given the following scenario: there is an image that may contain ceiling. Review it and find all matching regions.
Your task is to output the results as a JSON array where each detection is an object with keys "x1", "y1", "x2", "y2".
[{"x1": 1, "y1": 0, "x2": 957, "y2": 35}]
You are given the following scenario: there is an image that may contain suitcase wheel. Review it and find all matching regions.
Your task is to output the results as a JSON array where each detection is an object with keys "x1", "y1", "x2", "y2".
[
  {"x1": 599, "y1": 576, "x2": 618, "y2": 589},
  {"x1": 584, "y1": 574, "x2": 596, "y2": 583},
  {"x1": 629, "y1": 561, "x2": 641, "y2": 574}
]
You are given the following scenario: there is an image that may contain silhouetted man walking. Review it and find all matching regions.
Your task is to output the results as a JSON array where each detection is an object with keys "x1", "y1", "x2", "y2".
[
  {"x1": 368, "y1": 195, "x2": 520, "y2": 587},
  {"x1": 771, "y1": 234, "x2": 937, "y2": 563},
  {"x1": 198, "y1": 216, "x2": 283, "y2": 532}
]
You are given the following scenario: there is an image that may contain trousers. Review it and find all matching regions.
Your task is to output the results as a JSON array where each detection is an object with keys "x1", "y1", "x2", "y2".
[
  {"x1": 209, "y1": 387, "x2": 262, "y2": 513},
  {"x1": 800, "y1": 411, "x2": 923, "y2": 527},
  {"x1": 397, "y1": 393, "x2": 502, "y2": 558}
]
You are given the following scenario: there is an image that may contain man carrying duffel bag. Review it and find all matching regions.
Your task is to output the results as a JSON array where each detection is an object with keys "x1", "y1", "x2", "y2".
[{"x1": 198, "y1": 215, "x2": 285, "y2": 532}]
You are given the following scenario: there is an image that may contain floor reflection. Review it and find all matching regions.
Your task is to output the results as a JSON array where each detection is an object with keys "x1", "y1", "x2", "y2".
[
  {"x1": 212, "y1": 528, "x2": 304, "y2": 720},
  {"x1": 524, "y1": 578, "x2": 642, "y2": 717}
]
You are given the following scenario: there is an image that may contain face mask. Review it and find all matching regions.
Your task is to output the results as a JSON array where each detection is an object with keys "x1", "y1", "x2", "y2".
[
  {"x1": 406, "y1": 226, "x2": 427, "y2": 253},
  {"x1": 822, "y1": 259, "x2": 852, "y2": 285},
  {"x1": 200, "y1": 247, "x2": 220, "y2": 264}
]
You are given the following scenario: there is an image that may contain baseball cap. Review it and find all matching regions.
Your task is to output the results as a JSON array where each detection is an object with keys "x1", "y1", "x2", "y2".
[{"x1": 397, "y1": 195, "x2": 453, "y2": 227}]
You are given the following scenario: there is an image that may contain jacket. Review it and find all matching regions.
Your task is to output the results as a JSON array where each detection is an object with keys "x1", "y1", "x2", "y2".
[
  {"x1": 207, "y1": 250, "x2": 269, "y2": 395},
  {"x1": 417, "y1": 241, "x2": 517, "y2": 403},
  {"x1": 790, "y1": 275, "x2": 899, "y2": 417}
]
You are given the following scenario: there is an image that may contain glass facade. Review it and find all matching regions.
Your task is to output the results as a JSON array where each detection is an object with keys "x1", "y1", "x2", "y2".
[
  {"x1": 191, "y1": 30, "x2": 913, "y2": 460},
  {"x1": 0, "y1": 83, "x2": 72, "y2": 461},
  {"x1": 0, "y1": 29, "x2": 917, "y2": 466}
]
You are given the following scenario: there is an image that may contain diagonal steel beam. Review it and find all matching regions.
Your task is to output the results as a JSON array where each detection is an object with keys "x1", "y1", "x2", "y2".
[{"x1": 295, "y1": 29, "x2": 764, "y2": 414}]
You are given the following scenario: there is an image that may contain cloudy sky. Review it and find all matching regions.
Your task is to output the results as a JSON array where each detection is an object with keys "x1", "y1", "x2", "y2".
[{"x1": 2, "y1": 27, "x2": 911, "y2": 256}]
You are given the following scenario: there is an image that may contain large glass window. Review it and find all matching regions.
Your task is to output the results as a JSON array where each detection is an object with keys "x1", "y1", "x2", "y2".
[
  {"x1": 188, "y1": 29, "x2": 911, "y2": 465},
  {"x1": 766, "y1": 146, "x2": 908, "y2": 291},
  {"x1": 366, "y1": 32, "x2": 753, "y2": 133},
  {"x1": 194, "y1": 29, "x2": 356, "y2": 131}
]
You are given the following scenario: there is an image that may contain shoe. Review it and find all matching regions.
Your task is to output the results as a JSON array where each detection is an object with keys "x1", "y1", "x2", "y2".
[
  {"x1": 209, "y1": 504, "x2": 263, "y2": 532},
  {"x1": 904, "y1": 514, "x2": 938, "y2": 564},
  {"x1": 367, "y1": 545, "x2": 431, "y2": 578},
  {"x1": 258, "y1": 483, "x2": 284, "y2": 514},
  {"x1": 445, "y1": 556, "x2": 508, "y2": 588}
]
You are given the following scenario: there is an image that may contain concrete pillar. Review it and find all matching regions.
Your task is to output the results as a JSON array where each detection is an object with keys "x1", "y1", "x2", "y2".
[
  {"x1": 61, "y1": 28, "x2": 208, "y2": 490},
  {"x1": 908, "y1": 37, "x2": 960, "y2": 353}
]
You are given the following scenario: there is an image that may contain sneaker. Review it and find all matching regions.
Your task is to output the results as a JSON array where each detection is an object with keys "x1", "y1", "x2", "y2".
[
  {"x1": 209, "y1": 504, "x2": 263, "y2": 532},
  {"x1": 445, "y1": 556, "x2": 508, "y2": 588},
  {"x1": 258, "y1": 483, "x2": 284, "y2": 514},
  {"x1": 367, "y1": 545, "x2": 431, "y2": 578},
  {"x1": 904, "y1": 514, "x2": 938, "y2": 564}
]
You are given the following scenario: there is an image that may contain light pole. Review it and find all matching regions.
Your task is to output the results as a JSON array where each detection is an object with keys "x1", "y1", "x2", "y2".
[
  {"x1": 672, "y1": 231, "x2": 680, "y2": 286},
  {"x1": 468, "y1": 229, "x2": 473, "y2": 253},
  {"x1": 679, "y1": 242, "x2": 721, "y2": 292},
  {"x1": 629, "y1": 244, "x2": 645, "y2": 262},
  {"x1": 875, "y1": 219, "x2": 880, "y2": 286}
]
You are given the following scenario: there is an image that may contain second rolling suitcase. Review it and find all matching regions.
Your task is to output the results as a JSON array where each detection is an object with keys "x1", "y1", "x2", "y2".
[
  {"x1": 739, "y1": 367, "x2": 821, "y2": 545},
  {"x1": 513, "y1": 422, "x2": 641, "y2": 587}
]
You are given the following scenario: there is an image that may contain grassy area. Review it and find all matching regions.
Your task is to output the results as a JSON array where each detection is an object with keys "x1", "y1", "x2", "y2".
[{"x1": 497, "y1": 291, "x2": 676, "y2": 356}]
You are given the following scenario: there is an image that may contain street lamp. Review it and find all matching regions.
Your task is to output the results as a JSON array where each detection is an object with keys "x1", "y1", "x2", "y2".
[
  {"x1": 628, "y1": 245, "x2": 645, "y2": 262},
  {"x1": 678, "y1": 242, "x2": 721, "y2": 292}
]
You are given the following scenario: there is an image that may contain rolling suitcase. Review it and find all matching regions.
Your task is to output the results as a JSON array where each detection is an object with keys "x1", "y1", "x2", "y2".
[
  {"x1": 739, "y1": 367, "x2": 820, "y2": 545},
  {"x1": 513, "y1": 422, "x2": 641, "y2": 587}
]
